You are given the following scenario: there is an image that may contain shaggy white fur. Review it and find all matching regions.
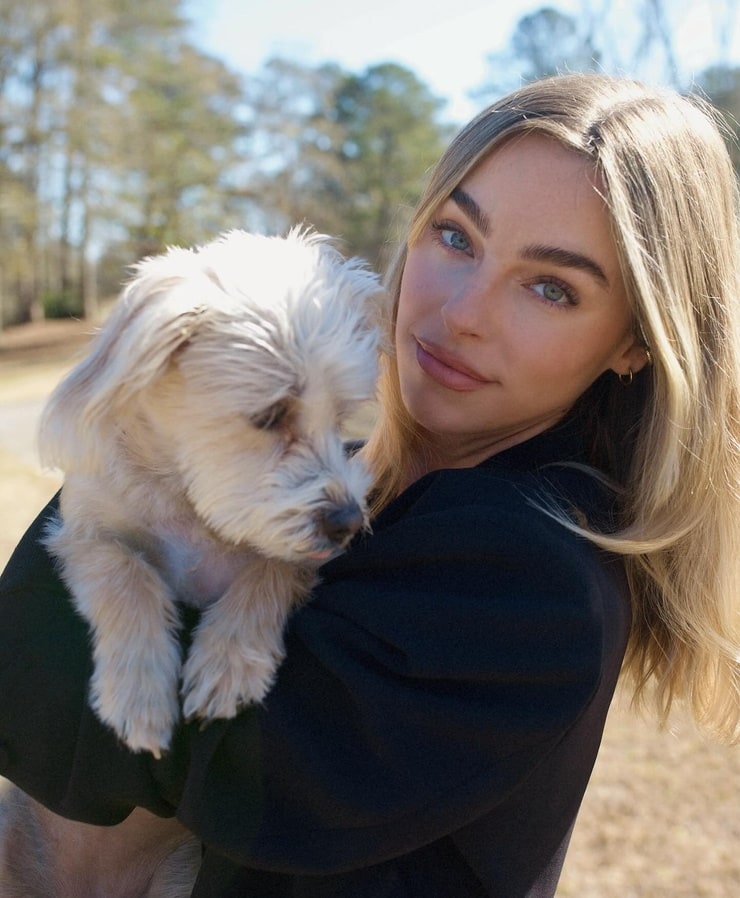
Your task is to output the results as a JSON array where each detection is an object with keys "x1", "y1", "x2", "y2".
[{"x1": 40, "y1": 228, "x2": 382, "y2": 758}]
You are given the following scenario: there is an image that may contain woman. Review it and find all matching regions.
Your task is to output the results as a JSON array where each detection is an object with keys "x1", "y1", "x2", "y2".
[{"x1": 0, "y1": 73, "x2": 738, "y2": 897}]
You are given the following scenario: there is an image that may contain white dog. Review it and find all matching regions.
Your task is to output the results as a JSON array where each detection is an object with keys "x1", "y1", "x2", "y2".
[{"x1": 39, "y1": 228, "x2": 381, "y2": 758}]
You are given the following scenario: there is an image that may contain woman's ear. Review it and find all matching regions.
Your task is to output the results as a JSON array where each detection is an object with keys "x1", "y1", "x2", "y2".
[{"x1": 610, "y1": 338, "x2": 652, "y2": 379}]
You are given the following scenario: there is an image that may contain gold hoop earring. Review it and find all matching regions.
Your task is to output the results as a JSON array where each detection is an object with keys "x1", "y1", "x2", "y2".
[{"x1": 619, "y1": 369, "x2": 633, "y2": 386}]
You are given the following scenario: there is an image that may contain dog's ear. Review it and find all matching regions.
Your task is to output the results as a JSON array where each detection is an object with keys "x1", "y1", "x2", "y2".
[{"x1": 39, "y1": 247, "x2": 215, "y2": 473}]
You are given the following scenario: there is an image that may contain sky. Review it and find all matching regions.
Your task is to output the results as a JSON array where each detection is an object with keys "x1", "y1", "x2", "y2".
[{"x1": 185, "y1": 0, "x2": 740, "y2": 124}]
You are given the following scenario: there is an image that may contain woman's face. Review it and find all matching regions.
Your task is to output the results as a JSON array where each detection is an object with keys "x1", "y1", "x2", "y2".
[{"x1": 395, "y1": 132, "x2": 647, "y2": 469}]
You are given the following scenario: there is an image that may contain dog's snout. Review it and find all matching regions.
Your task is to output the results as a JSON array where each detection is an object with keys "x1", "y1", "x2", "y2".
[{"x1": 320, "y1": 502, "x2": 364, "y2": 546}]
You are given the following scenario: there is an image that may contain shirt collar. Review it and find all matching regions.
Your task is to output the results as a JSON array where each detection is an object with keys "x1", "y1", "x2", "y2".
[{"x1": 477, "y1": 413, "x2": 589, "y2": 474}]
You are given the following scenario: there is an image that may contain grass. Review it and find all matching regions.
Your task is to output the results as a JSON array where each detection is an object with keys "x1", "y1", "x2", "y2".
[{"x1": 558, "y1": 690, "x2": 739, "y2": 896}]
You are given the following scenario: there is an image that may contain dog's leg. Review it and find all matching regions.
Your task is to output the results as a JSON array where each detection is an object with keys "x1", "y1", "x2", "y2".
[
  {"x1": 0, "y1": 778, "x2": 52, "y2": 897},
  {"x1": 0, "y1": 780, "x2": 200, "y2": 898},
  {"x1": 47, "y1": 528, "x2": 183, "y2": 757},
  {"x1": 181, "y1": 558, "x2": 316, "y2": 722}
]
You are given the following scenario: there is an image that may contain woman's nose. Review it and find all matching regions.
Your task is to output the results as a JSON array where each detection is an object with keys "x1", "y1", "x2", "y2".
[{"x1": 440, "y1": 273, "x2": 493, "y2": 337}]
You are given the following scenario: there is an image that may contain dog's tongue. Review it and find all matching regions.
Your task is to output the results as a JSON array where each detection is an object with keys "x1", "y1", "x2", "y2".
[{"x1": 308, "y1": 549, "x2": 335, "y2": 561}]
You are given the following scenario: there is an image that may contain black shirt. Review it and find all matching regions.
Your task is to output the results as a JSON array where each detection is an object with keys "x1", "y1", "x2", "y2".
[{"x1": 0, "y1": 418, "x2": 631, "y2": 897}]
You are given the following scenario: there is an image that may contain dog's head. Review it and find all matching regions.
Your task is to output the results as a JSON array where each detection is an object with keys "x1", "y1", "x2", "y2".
[{"x1": 41, "y1": 229, "x2": 383, "y2": 561}]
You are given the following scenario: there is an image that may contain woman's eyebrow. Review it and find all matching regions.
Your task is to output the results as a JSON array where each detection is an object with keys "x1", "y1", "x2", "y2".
[
  {"x1": 522, "y1": 243, "x2": 609, "y2": 287},
  {"x1": 450, "y1": 187, "x2": 491, "y2": 236},
  {"x1": 449, "y1": 187, "x2": 609, "y2": 287}
]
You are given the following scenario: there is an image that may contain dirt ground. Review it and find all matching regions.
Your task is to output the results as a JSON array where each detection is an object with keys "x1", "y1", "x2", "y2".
[{"x1": 0, "y1": 320, "x2": 737, "y2": 896}]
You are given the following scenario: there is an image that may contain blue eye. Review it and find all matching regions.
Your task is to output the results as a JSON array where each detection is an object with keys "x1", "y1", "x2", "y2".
[
  {"x1": 532, "y1": 279, "x2": 577, "y2": 306},
  {"x1": 539, "y1": 282, "x2": 565, "y2": 302},
  {"x1": 431, "y1": 221, "x2": 472, "y2": 255},
  {"x1": 444, "y1": 229, "x2": 470, "y2": 252}
]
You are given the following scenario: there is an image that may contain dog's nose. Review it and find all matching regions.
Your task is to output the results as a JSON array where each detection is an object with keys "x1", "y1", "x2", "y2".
[{"x1": 320, "y1": 502, "x2": 364, "y2": 546}]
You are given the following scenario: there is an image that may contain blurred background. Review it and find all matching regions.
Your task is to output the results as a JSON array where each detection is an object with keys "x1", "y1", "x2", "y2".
[
  {"x1": 3, "y1": 0, "x2": 740, "y2": 325},
  {"x1": 0, "y1": 1, "x2": 738, "y2": 895}
]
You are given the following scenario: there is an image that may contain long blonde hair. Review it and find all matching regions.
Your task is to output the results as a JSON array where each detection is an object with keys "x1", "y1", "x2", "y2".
[{"x1": 364, "y1": 73, "x2": 740, "y2": 743}]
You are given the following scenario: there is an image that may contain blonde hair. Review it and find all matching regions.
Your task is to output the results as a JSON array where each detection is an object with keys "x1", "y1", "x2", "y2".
[{"x1": 364, "y1": 73, "x2": 740, "y2": 742}]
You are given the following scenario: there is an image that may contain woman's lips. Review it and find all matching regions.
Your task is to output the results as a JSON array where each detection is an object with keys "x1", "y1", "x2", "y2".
[{"x1": 415, "y1": 340, "x2": 492, "y2": 391}]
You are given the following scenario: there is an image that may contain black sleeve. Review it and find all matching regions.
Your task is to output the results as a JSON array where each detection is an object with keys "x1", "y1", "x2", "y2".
[
  {"x1": 0, "y1": 469, "x2": 625, "y2": 874},
  {"x1": 174, "y1": 469, "x2": 621, "y2": 875}
]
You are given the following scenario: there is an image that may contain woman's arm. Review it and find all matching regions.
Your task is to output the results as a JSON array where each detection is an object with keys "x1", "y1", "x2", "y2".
[
  {"x1": 0, "y1": 467, "x2": 629, "y2": 873},
  {"x1": 175, "y1": 467, "x2": 630, "y2": 873}
]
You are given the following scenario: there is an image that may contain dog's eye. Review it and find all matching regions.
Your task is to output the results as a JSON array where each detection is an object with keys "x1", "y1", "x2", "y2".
[{"x1": 250, "y1": 400, "x2": 290, "y2": 431}]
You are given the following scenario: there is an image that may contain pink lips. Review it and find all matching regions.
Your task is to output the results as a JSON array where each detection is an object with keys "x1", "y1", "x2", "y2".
[{"x1": 415, "y1": 340, "x2": 492, "y2": 392}]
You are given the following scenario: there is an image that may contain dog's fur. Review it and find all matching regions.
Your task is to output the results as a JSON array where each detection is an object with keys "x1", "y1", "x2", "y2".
[
  {"x1": 0, "y1": 778, "x2": 201, "y2": 897},
  {"x1": 39, "y1": 228, "x2": 381, "y2": 759}
]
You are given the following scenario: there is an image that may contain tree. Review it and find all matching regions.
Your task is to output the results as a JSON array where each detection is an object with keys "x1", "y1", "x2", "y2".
[
  {"x1": 114, "y1": 43, "x2": 248, "y2": 258},
  {"x1": 512, "y1": 7, "x2": 602, "y2": 80},
  {"x1": 476, "y1": 6, "x2": 602, "y2": 99},
  {"x1": 0, "y1": 8, "x2": 454, "y2": 325},
  {"x1": 0, "y1": 0, "x2": 249, "y2": 324},
  {"x1": 695, "y1": 64, "x2": 740, "y2": 171},
  {"x1": 243, "y1": 58, "x2": 452, "y2": 268},
  {"x1": 0, "y1": 0, "x2": 69, "y2": 322},
  {"x1": 332, "y1": 63, "x2": 452, "y2": 266},
  {"x1": 476, "y1": 1, "x2": 740, "y2": 103},
  {"x1": 238, "y1": 58, "x2": 349, "y2": 237}
]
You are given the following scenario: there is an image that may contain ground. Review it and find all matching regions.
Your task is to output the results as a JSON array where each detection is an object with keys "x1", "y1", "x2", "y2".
[
  {"x1": 0, "y1": 319, "x2": 737, "y2": 896},
  {"x1": 0, "y1": 318, "x2": 93, "y2": 564}
]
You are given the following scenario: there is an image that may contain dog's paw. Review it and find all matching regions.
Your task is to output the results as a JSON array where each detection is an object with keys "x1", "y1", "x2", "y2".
[
  {"x1": 113, "y1": 711, "x2": 177, "y2": 760},
  {"x1": 91, "y1": 669, "x2": 180, "y2": 759},
  {"x1": 181, "y1": 639, "x2": 280, "y2": 723}
]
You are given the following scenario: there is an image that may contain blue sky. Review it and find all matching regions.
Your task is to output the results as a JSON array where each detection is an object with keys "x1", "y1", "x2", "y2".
[{"x1": 184, "y1": 1, "x2": 739, "y2": 123}]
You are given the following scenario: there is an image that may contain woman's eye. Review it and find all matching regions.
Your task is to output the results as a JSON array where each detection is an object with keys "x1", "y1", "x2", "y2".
[
  {"x1": 431, "y1": 221, "x2": 472, "y2": 255},
  {"x1": 444, "y1": 229, "x2": 470, "y2": 252},
  {"x1": 531, "y1": 280, "x2": 576, "y2": 306}
]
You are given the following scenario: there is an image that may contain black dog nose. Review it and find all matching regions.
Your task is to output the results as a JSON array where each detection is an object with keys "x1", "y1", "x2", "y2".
[{"x1": 320, "y1": 502, "x2": 364, "y2": 545}]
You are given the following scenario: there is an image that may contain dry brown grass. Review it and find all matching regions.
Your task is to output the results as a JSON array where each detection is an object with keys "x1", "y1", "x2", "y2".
[
  {"x1": 0, "y1": 321, "x2": 737, "y2": 896},
  {"x1": 559, "y1": 692, "x2": 738, "y2": 897}
]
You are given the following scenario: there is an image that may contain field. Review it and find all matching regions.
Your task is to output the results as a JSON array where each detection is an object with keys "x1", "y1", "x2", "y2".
[{"x1": 0, "y1": 320, "x2": 737, "y2": 896}]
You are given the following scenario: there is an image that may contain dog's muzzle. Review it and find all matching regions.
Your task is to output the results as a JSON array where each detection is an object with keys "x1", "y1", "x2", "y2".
[{"x1": 318, "y1": 501, "x2": 365, "y2": 550}]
